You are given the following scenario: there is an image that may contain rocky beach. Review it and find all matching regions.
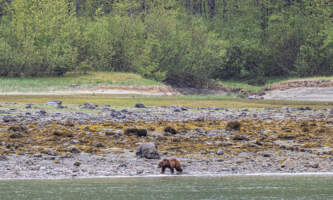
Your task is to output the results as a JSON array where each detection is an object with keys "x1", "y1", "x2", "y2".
[{"x1": 1, "y1": 101, "x2": 333, "y2": 179}]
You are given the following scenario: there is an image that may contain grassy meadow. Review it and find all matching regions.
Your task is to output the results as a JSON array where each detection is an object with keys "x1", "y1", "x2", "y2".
[
  {"x1": 0, "y1": 72, "x2": 161, "y2": 93},
  {"x1": 2, "y1": 72, "x2": 333, "y2": 93}
]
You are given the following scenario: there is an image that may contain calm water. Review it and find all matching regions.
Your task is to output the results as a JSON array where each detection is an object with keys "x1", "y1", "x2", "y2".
[{"x1": 1, "y1": 175, "x2": 333, "y2": 200}]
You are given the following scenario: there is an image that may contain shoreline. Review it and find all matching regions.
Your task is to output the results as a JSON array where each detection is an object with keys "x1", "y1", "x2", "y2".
[
  {"x1": 2, "y1": 172, "x2": 333, "y2": 181},
  {"x1": 1, "y1": 102, "x2": 333, "y2": 180}
]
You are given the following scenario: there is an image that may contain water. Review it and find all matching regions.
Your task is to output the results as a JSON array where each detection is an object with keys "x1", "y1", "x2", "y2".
[{"x1": 1, "y1": 175, "x2": 333, "y2": 200}]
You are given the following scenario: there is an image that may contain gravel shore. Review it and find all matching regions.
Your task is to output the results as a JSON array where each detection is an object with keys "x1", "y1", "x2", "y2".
[{"x1": 1, "y1": 102, "x2": 333, "y2": 179}]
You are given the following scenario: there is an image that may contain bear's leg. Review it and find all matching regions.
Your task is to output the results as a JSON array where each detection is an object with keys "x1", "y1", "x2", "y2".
[
  {"x1": 176, "y1": 167, "x2": 183, "y2": 173},
  {"x1": 161, "y1": 167, "x2": 166, "y2": 174},
  {"x1": 170, "y1": 168, "x2": 174, "y2": 174}
]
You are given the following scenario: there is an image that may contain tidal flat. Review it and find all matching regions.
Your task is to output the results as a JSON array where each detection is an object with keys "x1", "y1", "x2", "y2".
[{"x1": 0, "y1": 101, "x2": 333, "y2": 179}]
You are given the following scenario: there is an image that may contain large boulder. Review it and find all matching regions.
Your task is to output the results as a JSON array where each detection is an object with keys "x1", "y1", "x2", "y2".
[
  {"x1": 226, "y1": 121, "x2": 241, "y2": 131},
  {"x1": 124, "y1": 128, "x2": 147, "y2": 137},
  {"x1": 136, "y1": 142, "x2": 160, "y2": 159},
  {"x1": 135, "y1": 103, "x2": 146, "y2": 108},
  {"x1": 164, "y1": 126, "x2": 177, "y2": 135},
  {"x1": 2, "y1": 115, "x2": 16, "y2": 123}
]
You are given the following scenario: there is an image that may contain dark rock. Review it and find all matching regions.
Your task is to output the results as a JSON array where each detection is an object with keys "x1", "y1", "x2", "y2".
[
  {"x1": 255, "y1": 140, "x2": 263, "y2": 146},
  {"x1": 95, "y1": 142, "x2": 105, "y2": 148},
  {"x1": 53, "y1": 131, "x2": 73, "y2": 137},
  {"x1": 124, "y1": 128, "x2": 147, "y2": 137},
  {"x1": 9, "y1": 133, "x2": 24, "y2": 139},
  {"x1": 121, "y1": 109, "x2": 129, "y2": 113},
  {"x1": 0, "y1": 155, "x2": 8, "y2": 161},
  {"x1": 305, "y1": 107, "x2": 312, "y2": 111},
  {"x1": 81, "y1": 102, "x2": 98, "y2": 109},
  {"x1": 25, "y1": 104, "x2": 33, "y2": 109},
  {"x1": 305, "y1": 163, "x2": 319, "y2": 169},
  {"x1": 118, "y1": 163, "x2": 127, "y2": 168},
  {"x1": 39, "y1": 110, "x2": 47, "y2": 115},
  {"x1": 172, "y1": 106, "x2": 188, "y2": 112},
  {"x1": 104, "y1": 130, "x2": 118, "y2": 136},
  {"x1": 101, "y1": 107, "x2": 111, "y2": 112},
  {"x1": 263, "y1": 153, "x2": 271, "y2": 157},
  {"x1": 278, "y1": 134, "x2": 296, "y2": 140},
  {"x1": 297, "y1": 107, "x2": 312, "y2": 111},
  {"x1": 70, "y1": 146, "x2": 81, "y2": 154},
  {"x1": 8, "y1": 125, "x2": 26, "y2": 132},
  {"x1": 110, "y1": 110, "x2": 126, "y2": 119},
  {"x1": 232, "y1": 135, "x2": 249, "y2": 141},
  {"x1": 3, "y1": 115, "x2": 16, "y2": 123},
  {"x1": 226, "y1": 121, "x2": 241, "y2": 131},
  {"x1": 172, "y1": 106, "x2": 182, "y2": 112},
  {"x1": 164, "y1": 126, "x2": 177, "y2": 135},
  {"x1": 57, "y1": 104, "x2": 65, "y2": 109},
  {"x1": 135, "y1": 103, "x2": 146, "y2": 108},
  {"x1": 136, "y1": 142, "x2": 160, "y2": 159}
]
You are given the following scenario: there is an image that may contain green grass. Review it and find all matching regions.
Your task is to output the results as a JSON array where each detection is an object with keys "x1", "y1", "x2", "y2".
[
  {"x1": 1, "y1": 94, "x2": 333, "y2": 109},
  {"x1": 2, "y1": 72, "x2": 333, "y2": 94},
  {"x1": 0, "y1": 72, "x2": 161, "y2": 93},
  {"x1": 220, "y1": 81, "x2": 264, "y2": 92}
]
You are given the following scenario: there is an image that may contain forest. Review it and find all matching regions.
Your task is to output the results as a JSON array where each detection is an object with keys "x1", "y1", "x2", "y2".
[{"x1": 0, "y1": 0, "x2": 332, "y2": 87}]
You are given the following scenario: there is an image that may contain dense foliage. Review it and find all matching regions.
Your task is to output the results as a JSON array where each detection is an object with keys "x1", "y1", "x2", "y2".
[{"x1": 0, "y1": 0, "x2": 332, "y2": 87}]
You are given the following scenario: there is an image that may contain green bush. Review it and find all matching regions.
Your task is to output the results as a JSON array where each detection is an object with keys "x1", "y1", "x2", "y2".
[
  {"x1": 137, "y1": 12, "x2": 227, "y2": 87},
  {"x1": 0, "y1": 0, "x2": 79, "y2": 77}
]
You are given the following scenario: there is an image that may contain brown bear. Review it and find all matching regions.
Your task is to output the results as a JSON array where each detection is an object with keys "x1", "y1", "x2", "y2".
[{"x1": 157, "y1": 158, "x2": 183, "y2": 174}]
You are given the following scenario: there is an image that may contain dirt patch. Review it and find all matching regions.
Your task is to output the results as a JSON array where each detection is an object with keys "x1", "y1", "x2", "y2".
[
  {"x1": 263, "y1": 87, "x2": 333, "y2": 101},
  {"x1": 264, "y1": 80, "x2": 333, "y2": 91},
  {"x1": 0, "y1": 85, "x2": 234, "y2": 96},
  {"x1": 261, "y1": 80, "x2": 333, "y2": 101}
]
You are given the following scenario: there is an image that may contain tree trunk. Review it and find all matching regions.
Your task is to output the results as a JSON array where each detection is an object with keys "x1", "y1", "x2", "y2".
[
  {"x1": 186, "y1": 0, "x2": 191, "y2": 15},
  {"x1": 208, "y1": 0, "x2": 215, "y2": 19}
]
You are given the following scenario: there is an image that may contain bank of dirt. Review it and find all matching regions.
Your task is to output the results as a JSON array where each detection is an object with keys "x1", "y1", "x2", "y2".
[{"x1": 262, "y1": 80, "x2": 333, "y2": 101}]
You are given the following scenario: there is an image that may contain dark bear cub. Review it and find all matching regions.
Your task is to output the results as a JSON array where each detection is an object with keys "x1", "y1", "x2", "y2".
[{"x1": 157, "y1": 158, "x2": 183, "y2": 174}]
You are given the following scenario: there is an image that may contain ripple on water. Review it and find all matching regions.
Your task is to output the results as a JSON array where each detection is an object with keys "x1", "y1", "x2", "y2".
[{"x1": 0, "y1": 175, "x2": 333, "y2": 200}]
